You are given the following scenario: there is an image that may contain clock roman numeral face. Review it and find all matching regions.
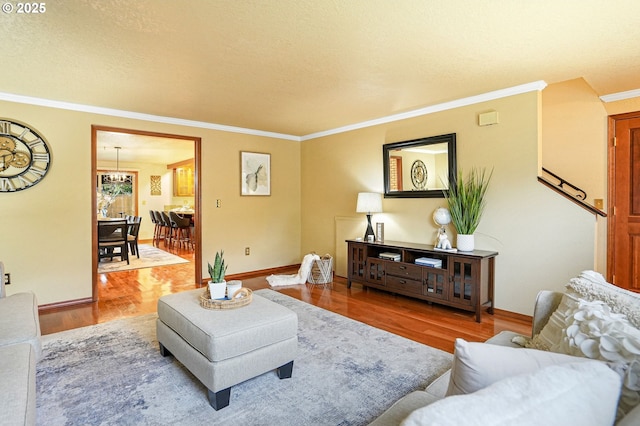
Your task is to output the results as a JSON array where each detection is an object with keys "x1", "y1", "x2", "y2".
[{"x1": 0, "y1": 120, "x2": 51, "y2": 192}]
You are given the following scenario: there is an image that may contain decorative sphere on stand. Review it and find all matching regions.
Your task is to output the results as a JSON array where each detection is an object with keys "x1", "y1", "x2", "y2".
[
  {"x1": 433, "y1": 207, "x2": 451, "y2": 227},
  {"x1": 433, "y1": 208, "x2": 453, "y2": 250}
]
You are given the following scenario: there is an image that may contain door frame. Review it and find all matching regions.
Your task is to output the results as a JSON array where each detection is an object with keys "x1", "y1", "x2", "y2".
[
  {"x1": 91, "y1": 125, "x2": 203, "y2": 301},
  {"x1": 607, "y1": 111, "x2": 640, "y2": 285}
]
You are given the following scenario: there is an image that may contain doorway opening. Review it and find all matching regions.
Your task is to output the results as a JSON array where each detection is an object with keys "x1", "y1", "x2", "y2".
[{"x1": 91, "y1": 125, "x2": 202, "y2": 302}]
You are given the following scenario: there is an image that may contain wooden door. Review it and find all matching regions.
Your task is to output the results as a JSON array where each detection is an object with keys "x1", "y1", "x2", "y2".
[{"x1": 609, "y1": 113, "x2": 640, "y2": 291}]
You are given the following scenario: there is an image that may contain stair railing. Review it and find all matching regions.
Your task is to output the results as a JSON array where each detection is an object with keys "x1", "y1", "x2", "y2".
[{"x1": 538, "y1": 168, "x2": 606, "y2": 217}]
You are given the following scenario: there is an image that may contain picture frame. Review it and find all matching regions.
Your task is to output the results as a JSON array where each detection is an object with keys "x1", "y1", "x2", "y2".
[
  {"x1": 241, "y1": 151, "x2": 270, "y2": 196},
  {"x1": 150, "y1": 175, "x2": 161, "y2": 196}
]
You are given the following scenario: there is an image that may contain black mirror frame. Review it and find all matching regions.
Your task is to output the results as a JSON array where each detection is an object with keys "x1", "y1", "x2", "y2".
[{"x1": 383, "y1": 133, "x2": 457, "y2": 198}]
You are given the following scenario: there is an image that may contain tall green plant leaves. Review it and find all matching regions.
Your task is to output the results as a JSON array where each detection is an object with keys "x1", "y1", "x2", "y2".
[{"x1": 446, "y1": 168, "x2": 493, "y2": 235}]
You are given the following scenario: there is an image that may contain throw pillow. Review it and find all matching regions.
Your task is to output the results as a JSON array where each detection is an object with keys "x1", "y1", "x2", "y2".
[
  {"x1": 525, "y1": 271, "x2": 640, "y2": 419},
  {"x1": 445, "y1": 338, "x2": 590, "y2": 396},
  {"x1": 402, "y1": 362, "x2": 621, "y2": 426},
  {"x1": 567, "y1": 270, "x2": 640, "y2": 328}
]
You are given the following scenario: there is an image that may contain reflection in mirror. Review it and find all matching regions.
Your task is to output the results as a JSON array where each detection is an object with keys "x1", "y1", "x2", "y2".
[{"x1": 383, "y1": 133, "x2": 456, "y2": 198}]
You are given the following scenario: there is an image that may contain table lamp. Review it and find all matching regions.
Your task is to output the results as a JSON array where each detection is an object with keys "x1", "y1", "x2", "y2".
[{"x1": 356, "y1": 192, "x2": 383, "y2": 241}]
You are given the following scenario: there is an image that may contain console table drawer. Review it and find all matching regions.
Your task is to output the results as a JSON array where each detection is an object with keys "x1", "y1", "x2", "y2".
[
  {"x1": 386, "y1": 276, "x2": 422, "y2": 294},
  {"x1": 385, "y1": 262, "x2": 422, "y2": 280}
]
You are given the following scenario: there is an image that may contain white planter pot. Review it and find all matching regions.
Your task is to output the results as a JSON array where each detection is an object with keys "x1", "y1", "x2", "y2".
[
  {"x1": 456, "y1": 234, "x2": 475, "y2": 252},
  {"x1": 226, "y1": 280, "x2": 242, "y2": 299},
  {"x1": 208, "y1": 281, "x2": 226, "y2": 299}
]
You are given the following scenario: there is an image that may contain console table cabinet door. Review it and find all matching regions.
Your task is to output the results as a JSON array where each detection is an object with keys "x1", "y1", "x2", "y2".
[
  {"x1": 366, "y1": 258, "x2": 386, "y2": 286},
  {"x1": 348, "y1": 243, "x2": 367, "y2": 284},
  {"x1": 449, "y1": 257, "x2": 478, "y2": 308},
  {"x1": 423, "y1": 268, "x2": 448, "y2": 300}
]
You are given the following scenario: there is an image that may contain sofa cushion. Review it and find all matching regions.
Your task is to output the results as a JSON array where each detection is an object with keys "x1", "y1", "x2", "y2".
[
  {"x1": 446, "y1": 338, "x2": 590, "y2": 396},
  {"x1": 0, "y1": 292, "x2": 42, "y2": 359},
  {"x1": 0, "y1": 343, "x2": 36, "y2": 426},
  {"x1": 368, "y1": 391, "x2": 441, "y2": 426},
  {"x1": 402, "y1": 362, "x2": 620, "y2": 426}
]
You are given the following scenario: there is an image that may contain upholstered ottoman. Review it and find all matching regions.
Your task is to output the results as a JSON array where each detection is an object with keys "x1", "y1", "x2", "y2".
[{"x1": 156, "y1": 289, "x2": 298, "y2": 410}]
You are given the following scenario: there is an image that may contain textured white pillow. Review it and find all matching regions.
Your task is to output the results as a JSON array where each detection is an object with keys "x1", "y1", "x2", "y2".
[
  {"x1": 402, "y1": 362, "x2": 621, "y2": 426},
  {"x1": 446, "y1": 338, "x2": 589, "y2": 396},
  {"x1": 525, "y1": 271, "x2": 640, "y2": 419}
]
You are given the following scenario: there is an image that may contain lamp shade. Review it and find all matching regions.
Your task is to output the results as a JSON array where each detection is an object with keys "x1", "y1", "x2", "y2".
[{"x1": 356, "y1": 192, "x2": 383, "y2": 214}]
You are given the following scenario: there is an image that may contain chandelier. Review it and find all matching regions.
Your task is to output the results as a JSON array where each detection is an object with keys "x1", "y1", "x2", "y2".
[{"x1": 104, "y1": 146, "x2": 128, "y2": 184}]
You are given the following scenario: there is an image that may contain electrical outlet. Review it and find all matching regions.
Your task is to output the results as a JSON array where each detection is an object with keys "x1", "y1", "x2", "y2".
[
  {"x1": 216, "y1": 199, "x2": 221, "y2": 208},
  {"x1": 4, "y1": 273, "x2": 10, "y2": 285},
  {"x1": 245, "y1": 247, "x2": 250, "y2": 256}
]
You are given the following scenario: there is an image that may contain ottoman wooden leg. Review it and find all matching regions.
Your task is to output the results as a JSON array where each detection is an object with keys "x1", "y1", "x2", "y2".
[
  {"x1": 208, "y1": 388, "x2": 230, "y2": 410},
  {"x1": 159, "y1": 342, "x2": 172, "y2": 357},
  {"x1": 277, "y1": 360, "x2": 294, "y2": 379}
]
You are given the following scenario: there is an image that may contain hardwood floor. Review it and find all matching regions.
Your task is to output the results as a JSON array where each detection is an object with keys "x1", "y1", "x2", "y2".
[{"x1": 39, "y1": 241, "x2": 531, "y2": 353}]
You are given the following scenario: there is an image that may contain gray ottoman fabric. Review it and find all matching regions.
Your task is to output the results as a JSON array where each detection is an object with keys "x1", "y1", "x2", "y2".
[
  {"x1": 156, "y1": 289, "x2": 298, "y2": 409},
  {"x1": 0, "y1": 343, "x2": 36, "y2": 426},
  {"x1": 157, "y1": 290, "x2": 297, "y2": 362}
]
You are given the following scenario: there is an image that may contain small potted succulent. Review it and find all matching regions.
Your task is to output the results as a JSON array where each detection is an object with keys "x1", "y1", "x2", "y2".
[{"x1": 207, "y1": 250, "x2": 228, "y2": 299}]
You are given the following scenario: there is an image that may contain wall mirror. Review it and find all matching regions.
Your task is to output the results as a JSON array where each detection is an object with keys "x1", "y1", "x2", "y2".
[{"x1": 383, "y1": 133, "x2": 456, "y2": 198}]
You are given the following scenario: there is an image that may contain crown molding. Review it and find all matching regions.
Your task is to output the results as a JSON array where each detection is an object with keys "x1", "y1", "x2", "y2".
[
  {"x1": 599, "y1": 88, "x2": 640, "y2": 103},
  {"x1": 0, "y1": 81, "x2": 548, "y2": 142},
  {"x1": 300, "y1": 81, "x2": 548, "y2": 141},
  {"x1": 0, "y1": 92, "x2": 301, "y2": 141}
]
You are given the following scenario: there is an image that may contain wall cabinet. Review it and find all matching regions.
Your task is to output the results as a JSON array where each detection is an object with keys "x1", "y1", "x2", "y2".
[
  {"x1": 346, "y1": 240, "x2": 498, "y2": 322},
  {"x1": 168, "y1": 159, "x2": 194, "y2": 197}
]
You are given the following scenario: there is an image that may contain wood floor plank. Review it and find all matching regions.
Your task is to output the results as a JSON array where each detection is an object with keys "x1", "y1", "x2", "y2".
[{"x1": 39, "y1": 242, "x2": 532, "y2": 353}]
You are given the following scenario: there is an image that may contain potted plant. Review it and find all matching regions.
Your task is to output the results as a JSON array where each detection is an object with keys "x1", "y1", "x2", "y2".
[
  {"x1": 445, "y1": 167, "x2": 493, "y2": 252},
  {"x1": 207, "y1": 250, "x2": 228, "y2": 299}
]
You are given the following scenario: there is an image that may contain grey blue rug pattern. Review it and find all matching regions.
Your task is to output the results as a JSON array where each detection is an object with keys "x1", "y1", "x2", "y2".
[
  {"x1": 97, "y1": 244, "x2": 188, "y2": 273},
  {"x1": 37, "y1": 289, "x2": 452, "y2": 425}
]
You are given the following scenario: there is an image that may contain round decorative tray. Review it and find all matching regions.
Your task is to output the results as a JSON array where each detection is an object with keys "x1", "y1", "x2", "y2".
[{"x1": 199, "y1": 287, "x2": 253, "y2": 310}]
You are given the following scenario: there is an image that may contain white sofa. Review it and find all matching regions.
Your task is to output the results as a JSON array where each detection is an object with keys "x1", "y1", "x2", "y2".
[
  {"x1": 370, "y1": 274, "x2": 640, "y2": 426},
  {"x1": 0, "y1": 262, "x2": 41, "y2": 426}
]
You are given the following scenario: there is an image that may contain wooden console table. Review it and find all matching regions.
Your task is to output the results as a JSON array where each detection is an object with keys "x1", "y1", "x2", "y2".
[{"x1": 346, "y1": 239, "x2": 498, "y2": 322}]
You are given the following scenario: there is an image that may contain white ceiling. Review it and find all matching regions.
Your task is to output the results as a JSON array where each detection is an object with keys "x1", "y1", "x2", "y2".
[
  {"x1": 2, "y1": 0, "x2": 640, "y2": 141},
  {"x1": 96, "y1": 131, "x2": 194, "y2": 164}
]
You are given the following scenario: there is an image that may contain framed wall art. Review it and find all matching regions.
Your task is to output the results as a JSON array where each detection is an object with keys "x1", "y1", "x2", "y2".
[
  {"x1": 241, "y1": 151, "x2": 270, "y2": 196},
  {"x1": 150, "y1": 175, "x2": 161, "y2": 195}
]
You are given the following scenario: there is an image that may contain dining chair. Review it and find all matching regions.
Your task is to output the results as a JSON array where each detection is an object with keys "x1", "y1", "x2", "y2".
[
  {"x1": 149, "y1": 210, "x2": 158, "y2": 245},
  {"x1": 151, "y1": 211, "x2": 165, "y2": 247},
  {"x1": 127, "y1": 216, "x2": 142, "y2": 258},
  {"x1": 170, "y1": 211, "x2": 194, "y2": 251},
  {"x1": 97, "y1": 220, "x2": 129, "y2": 265},
  {"x1": 160, "y1": 211, "x2": 175, "y2": 248}
]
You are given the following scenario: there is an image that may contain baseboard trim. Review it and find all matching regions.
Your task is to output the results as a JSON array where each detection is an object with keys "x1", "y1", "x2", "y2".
[
  {"x1": 39, "y1": 297, "x2": 94, "y2": 312},
  {"x1": 492, "y1": 307, "x2": 531, "y2": 324},
  {"x1": 38, "y1": 265, "x2": 301, "y2": 311},
  {"x1": 223, "y1": 264, "x2": 300, "y2": 281}
]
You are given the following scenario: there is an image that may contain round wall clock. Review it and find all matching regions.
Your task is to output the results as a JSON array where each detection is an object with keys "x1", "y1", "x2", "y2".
[
  {"x1": 411, "y1": 159, "x2": 428, "y2": 190},
  {"x1": 0, "y1": 120, "x2": 51, "y2": 192}
]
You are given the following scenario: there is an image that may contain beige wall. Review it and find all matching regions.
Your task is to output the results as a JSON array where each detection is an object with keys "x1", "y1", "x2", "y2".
[
  {"x1": 0, "y1": 100, "x2": 301, "y2": 305},
  {"x1": 301, "y1": 91, "x2": 596, "y2": 316},
  {"x1": 541, "y1": 78, "x2": 608, "y2": 272}
]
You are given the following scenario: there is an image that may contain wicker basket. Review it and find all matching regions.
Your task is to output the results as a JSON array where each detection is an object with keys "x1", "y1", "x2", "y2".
[
  {"x1": 308, "y1": 254, "x2": 333, "y2": 285},
  {"x1": 199, "y1": 287, "x2": 253, "y2": 310}
]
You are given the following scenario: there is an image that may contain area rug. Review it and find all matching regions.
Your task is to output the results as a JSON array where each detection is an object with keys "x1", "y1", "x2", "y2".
[
  {"x1": 36, "y1": 289, "x2": 452, "y2": 426},
  {"x1": 97, "y1": 244, "x2": 189, "y2": 273}
]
